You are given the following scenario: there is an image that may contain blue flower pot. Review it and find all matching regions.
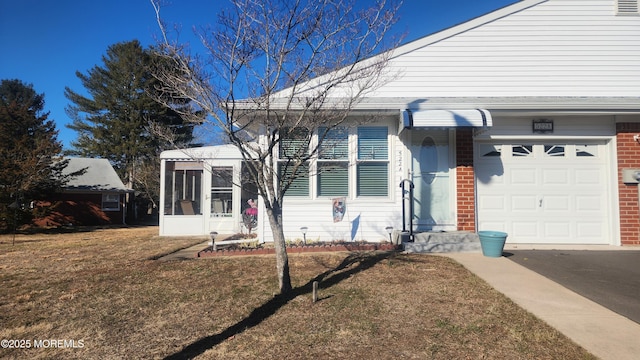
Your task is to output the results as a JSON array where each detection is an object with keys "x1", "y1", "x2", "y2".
[{"x1": 478, "y1": 231, "x2": 508, "y2": 258}]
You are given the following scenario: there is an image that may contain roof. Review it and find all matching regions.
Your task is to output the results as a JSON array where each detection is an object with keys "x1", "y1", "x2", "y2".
[
  {"x1": 351, "y1": 96, "x2": 640, "y2": 113},
  {"x1": 256, "y1": 96, "x2": 640, "y2": 113},
  {"x1": 63, "y1": 158, "x2": 131, "y2": 193},
  {"x1": 240, "y1": 0, "x2": 640, "y2": 112}
]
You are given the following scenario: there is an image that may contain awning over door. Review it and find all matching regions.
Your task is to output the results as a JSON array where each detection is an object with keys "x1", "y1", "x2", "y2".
[{"x1": 401, "y1": 109, "x2": 492, "y2": 130}]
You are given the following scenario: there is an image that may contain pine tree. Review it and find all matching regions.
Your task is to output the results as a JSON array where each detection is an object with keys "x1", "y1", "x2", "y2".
[
  {"x1": 65, "y1": 40, "x2": 199, "y2": 216},
  {"x1": 0, "y1": 79, "x2": 70, "y2": 231}
]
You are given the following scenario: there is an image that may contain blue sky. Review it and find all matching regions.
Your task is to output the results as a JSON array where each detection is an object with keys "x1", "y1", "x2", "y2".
[{"x1": 0, "y1": 0, "x2": 517, "y2": 149}]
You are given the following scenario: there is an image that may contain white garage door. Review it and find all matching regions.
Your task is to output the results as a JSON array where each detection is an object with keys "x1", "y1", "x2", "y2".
[{"x1": 475, "y1": 142, "x2": 611, "y2": 244}]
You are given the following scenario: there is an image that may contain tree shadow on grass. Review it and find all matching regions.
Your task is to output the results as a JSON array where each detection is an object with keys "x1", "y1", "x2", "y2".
[
  {"x1": 164, "y1": 250, "x2": 402, "y2": 359},
  {"x1": 7, "y1": 224, "x2": 155, "y2": 236}
]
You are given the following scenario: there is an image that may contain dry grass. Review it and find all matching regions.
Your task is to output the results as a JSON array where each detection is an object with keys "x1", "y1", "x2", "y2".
[{"x1": 0, "y1": 226, "x2": 595, "y2": 359}]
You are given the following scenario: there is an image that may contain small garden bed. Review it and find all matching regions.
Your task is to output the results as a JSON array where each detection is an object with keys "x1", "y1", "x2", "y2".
[{"x1": 197, "y1": 239, "x2": 400, "y2": 257}]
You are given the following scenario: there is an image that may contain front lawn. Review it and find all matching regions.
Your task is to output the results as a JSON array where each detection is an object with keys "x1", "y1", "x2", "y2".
[{"x1": 0, "y1": 226, "x2": 594, "y2": 359}]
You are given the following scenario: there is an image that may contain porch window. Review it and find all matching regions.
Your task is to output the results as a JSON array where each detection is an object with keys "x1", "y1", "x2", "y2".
[
  {"x1": 357, "y1": 127, "x2": 388, "y2": 196},
  {"x1": 164, "y1": 161, "x2": 203, "y2": 215},
  {"x1": 317, "y1": 127, "x2": 349, "y2": 196},
  {"x1": 279, "y1": 128, "x2": 310, "y2": 197},
  {"x1": 211, "y1": 167, "x2": 233, "y2": 217},
  {"x1": 101, "y1": 193, "x2": 120, "y2": 211}
]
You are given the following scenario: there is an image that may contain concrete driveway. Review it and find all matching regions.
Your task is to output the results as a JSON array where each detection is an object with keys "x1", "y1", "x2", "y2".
[{"x1": 506, "y1": 249, "x2": 640, "y2": 324}]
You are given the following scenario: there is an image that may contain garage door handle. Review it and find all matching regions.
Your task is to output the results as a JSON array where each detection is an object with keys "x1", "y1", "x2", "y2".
[{"x1": 539, "y1": 198, "x2": 543, "y2": 207}]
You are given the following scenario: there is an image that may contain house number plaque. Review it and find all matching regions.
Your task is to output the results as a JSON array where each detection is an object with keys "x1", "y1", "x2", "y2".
[{"x1": 532, "y1": 119, "x2": 553, "y2": 134}]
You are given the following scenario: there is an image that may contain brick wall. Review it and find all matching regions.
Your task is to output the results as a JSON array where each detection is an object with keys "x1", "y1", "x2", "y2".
[
  {"x1": 32, "y1": 192, "x2": 125, "y2": 227},
  {"x1": 456, "y1": 129, "x2": 476, "y2": 232},
  {"x1": 617, "y1": 123, "x2": 640, "y2": 245}
]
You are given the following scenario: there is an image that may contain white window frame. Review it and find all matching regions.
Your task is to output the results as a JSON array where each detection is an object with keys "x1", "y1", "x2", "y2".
[
  {"x1": 279, "y1": 128, "x2": 311, "y2": 197},
  {"x1": 279, "y1": 124, "x2": 392, "y2": 200},
  {"x1": 210, "y1": 167, "x2": 234, "y2": 217},
  {"x1": 312, "y1": 125, "x2": 391, "y2": 199},
  {"x1": 163, "y1": 162, "x2": 204, "y2": 216},
  {"x1": 356, "y1": 126, "x2": 389, "y2": 197},
  {"x1": 317, "y1": 126, "x2": 350, "y2": 197},
  {"x1": 102, "y1": 193, "x2": 120, "y2": 211}
]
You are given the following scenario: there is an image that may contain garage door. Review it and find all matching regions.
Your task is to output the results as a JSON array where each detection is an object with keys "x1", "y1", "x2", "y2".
[{"x1": 475, "y1": 142, "x2": 611, "y2": 244}]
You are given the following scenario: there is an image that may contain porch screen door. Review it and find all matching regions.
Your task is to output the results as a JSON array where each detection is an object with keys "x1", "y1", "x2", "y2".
[{"x1": 410, "y1": 130, "x2": 454, "y2": 230}]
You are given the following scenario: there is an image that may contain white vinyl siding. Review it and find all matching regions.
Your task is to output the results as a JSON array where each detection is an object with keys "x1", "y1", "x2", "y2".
[
  {"x1": 371, "y1": 0, "x2": 640, "y2": 98},
  {"x1": 261, "y1": 122, "x2": 394, "y2": 244}
]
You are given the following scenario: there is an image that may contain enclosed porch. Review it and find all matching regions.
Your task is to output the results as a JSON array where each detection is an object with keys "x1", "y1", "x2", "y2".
[{"x1": 159, "y1": 145, "x2": 259, "y2": 237}]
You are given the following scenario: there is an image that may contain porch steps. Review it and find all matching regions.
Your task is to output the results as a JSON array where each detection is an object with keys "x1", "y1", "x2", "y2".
[{"x1": 403, "y1": 231, "x2": 481, "y2": 253}]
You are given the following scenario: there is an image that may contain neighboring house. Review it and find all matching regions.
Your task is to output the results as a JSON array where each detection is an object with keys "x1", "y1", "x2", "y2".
[
  {"x1": 160, "y1": 0, "x2": 640, "y2": 246},
  {"x1": 34, "y1": 158, "x2": 132, "y2": 227}
]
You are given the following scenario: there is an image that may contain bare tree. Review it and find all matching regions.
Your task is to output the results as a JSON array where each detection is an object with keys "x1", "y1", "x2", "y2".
[{"x1": 150, "y1": 0, "x2": 402, "y2": 294}]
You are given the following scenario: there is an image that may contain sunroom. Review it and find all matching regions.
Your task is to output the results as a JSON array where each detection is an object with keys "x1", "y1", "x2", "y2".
[
  {"x1": 158, "y1": 114, "x2": 400, "y2": 241},
  {"x1": 159, "y1": 145, "x2": 259, "y2": 236}
]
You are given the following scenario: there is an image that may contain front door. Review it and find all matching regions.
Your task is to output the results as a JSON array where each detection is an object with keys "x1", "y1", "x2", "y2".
[
  {"x1": 210, "y1": 166, "x2": 234, "y2": 227},
  {"x1": 162, "y1": 161, "x2": 205, "y2": 235},
  {"x1": 410, "y1": 129, "x2": 455, "y2": 231}
]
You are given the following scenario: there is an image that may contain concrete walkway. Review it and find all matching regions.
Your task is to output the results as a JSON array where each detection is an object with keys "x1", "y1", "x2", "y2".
[
  {"x1": 444, "y1": 251, "x2": 640, "y2": 360},
  {"x1": 158, "y1": 242, "x2": 209, "y2": 261}
]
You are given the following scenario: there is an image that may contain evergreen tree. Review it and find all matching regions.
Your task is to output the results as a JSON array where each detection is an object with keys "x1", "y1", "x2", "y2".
[
  {"x1": 0, "y1": 79, "x2": 71, "y2": 231},
  {"x1": 65, "y1": 40, "x2": 199, "y2": 215}
]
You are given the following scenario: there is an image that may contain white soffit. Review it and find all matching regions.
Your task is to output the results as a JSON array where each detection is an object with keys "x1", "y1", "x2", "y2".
[{"x1": 401, "y1": 109, "x2": 492, "y2": 129}]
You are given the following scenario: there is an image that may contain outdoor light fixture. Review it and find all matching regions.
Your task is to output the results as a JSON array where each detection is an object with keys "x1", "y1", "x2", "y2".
[
  {"x1": 209, "y1": 231, "x2": 218, "y2": 249},
  {"x1": 385, "y1": 226, "x2": 394, "y2": 243},
  {"x1": 300, "y1": 226, "x2": 308, "y2": 245}
]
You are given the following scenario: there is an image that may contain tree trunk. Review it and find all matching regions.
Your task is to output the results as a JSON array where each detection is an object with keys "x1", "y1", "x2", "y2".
[
  {"x1": 265, "y1": 204, "x2": 292, "y2": 294},
  {"x1": 126, "y1": 169, "x2": 135, "y2": 223}
]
